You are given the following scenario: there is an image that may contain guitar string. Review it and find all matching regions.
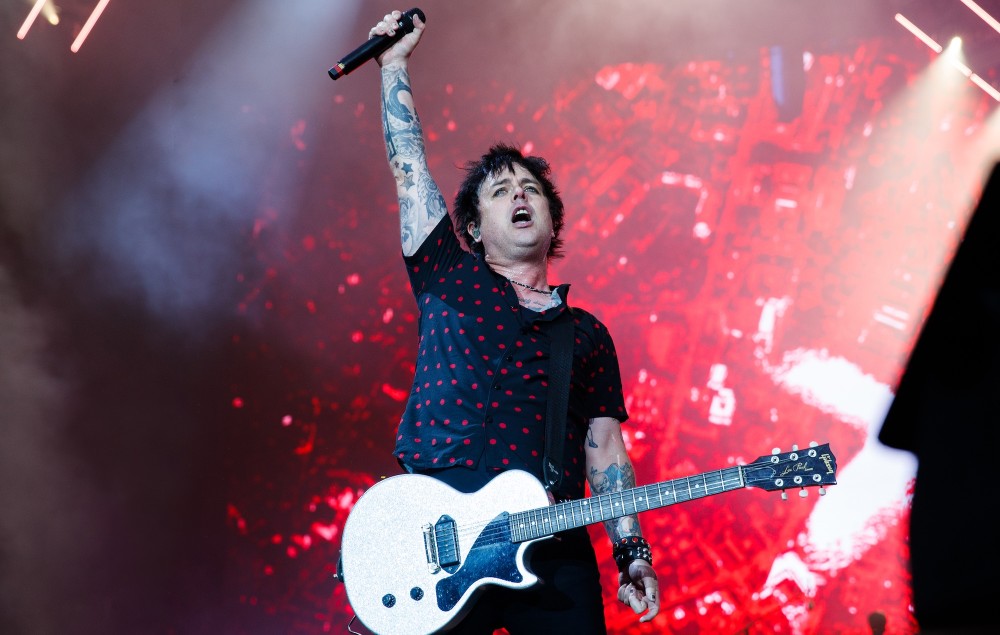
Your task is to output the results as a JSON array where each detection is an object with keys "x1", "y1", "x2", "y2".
[
  {"x1": 444, "y1": 469, "x2": 750, "y2": 547},
  {"x1": 461, "y1": 473, "x2": 747, "y2": 545},
  {"x1": 440, "y1": 456, "x2": 831, "y2": 547},
  {"x1": 416, "y1": 460, "x2": 821, "y2": 542}
]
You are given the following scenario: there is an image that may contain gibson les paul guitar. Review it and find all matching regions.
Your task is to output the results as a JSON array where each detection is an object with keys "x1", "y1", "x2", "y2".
[{"x1": 338, "y1": 443, "x2": 837, "y2": 635}]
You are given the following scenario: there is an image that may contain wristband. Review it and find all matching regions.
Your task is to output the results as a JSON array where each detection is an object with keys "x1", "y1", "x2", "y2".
[{"x1": 613, "y1": 535, "x2": 653, "y2": 573}]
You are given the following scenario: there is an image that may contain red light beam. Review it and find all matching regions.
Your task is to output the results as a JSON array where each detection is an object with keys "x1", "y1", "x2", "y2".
[
  {"x1": 971, "y1": 73, "x2": 1000, "y2": 101},
  {"x1": 70, "y1": 0, "x2": 111, "y2": 53},
  {"x1": 894, "y1": 13, "x2": 1000, "y2": 102},
  {"x1": 960, "y1": 0, "x2": 1000, "y2": 36},
  {"x1": 894, "y1": 13, "x2": 942, "y2": 53},
  {"x1": 16, "y1": 0, "x2": 48, "y2": 40}
]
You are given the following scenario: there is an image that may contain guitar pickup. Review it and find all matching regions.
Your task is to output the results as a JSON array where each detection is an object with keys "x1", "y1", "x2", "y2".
[
  {"x1": 434, "y1": 516, "x2": 460, "y2": 568},
  {"x1": 423, "y1": 515, "x2": 460, "y2": 574}
]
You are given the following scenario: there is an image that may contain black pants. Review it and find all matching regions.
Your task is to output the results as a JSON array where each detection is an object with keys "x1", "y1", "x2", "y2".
[{"x1": 446, "y1": 528, "x2": 608, "y2": 635}]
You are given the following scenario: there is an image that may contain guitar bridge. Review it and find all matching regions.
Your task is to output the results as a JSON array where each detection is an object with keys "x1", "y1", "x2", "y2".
[
  {"x1": 422, "y1": 523, "x2": 440, "y2": 573},
  {"x1": 423, "y1": 515, "x2": 460, "y2": 574}
]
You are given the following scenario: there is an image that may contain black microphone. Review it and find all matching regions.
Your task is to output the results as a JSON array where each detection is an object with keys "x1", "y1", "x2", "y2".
[{"x1": 328, "y1": 8, "x2": 426, "y2": 81}]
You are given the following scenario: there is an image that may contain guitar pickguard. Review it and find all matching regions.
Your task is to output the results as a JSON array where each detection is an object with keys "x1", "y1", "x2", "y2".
[{"x1": 436, "y1": 512, "x2": 528, "y2": 612}]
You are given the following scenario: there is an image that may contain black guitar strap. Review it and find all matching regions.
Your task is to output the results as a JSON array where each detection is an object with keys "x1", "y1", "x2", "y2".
[{"x1": 543, "y1": 308, "x2": 574, "y2": 496}]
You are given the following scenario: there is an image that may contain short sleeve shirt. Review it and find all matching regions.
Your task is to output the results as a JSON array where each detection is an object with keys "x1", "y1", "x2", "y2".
[{"x1": 395, "y1": 214, "x2": 629, "y2": 498}]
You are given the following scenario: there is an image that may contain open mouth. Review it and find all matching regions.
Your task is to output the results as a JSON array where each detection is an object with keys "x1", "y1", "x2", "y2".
[{"x1": 511, "y1": 207, "x2": 532, "y2": 225}]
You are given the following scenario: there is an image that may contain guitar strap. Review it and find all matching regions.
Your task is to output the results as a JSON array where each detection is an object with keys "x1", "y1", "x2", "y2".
[{"x1": 543, "y1": 307, "x2": 574, "y2": 496}]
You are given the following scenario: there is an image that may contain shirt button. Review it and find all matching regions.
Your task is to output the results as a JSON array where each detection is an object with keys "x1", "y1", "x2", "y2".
[{"x1": 505, "y1": 355, "x2": 513, "y2": 362}]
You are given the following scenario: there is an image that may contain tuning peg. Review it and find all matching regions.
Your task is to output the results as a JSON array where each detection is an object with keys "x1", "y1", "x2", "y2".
[
  {"x1": 772, "y1": 447, "x2": 781, "y2": 455},
  {"x1": 799, "y1": 488, "x2": 807, "y2": 498},
  {"x1": 809, "y1": 441, "x2": 818, "y2": 447},
  {"x1": 791, "y1": 444, "x2": 799, "y2": 451},
  {"x1": 819, "y1": 487, "x2": 827, "y2": 496},
  {"x1": 781, "y1": 490, "x2": 788, "y2": 501}
]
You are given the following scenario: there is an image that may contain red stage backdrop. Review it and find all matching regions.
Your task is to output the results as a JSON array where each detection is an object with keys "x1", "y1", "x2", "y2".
[
  {"x1": 5, "y1": 3, "x2": 1000, "y2": 635},
  {"x1": 222, "y1": 22, "x2": 997, "y2": 635}
]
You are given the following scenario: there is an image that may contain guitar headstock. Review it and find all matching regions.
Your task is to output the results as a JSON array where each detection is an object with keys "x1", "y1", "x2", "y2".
[{"x1": 743, "y1": 443, "x2": 837, "y2": 498}]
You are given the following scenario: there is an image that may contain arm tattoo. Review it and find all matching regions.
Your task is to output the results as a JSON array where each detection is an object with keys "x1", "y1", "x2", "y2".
[
  {"x1": 380, "y1": 66, "x2": 447, "y2": 255},
  {"x1": 381, "y1": 72, "x2": 415, "y2": 159},
  {"x1": 590, "y1": 462, "x2": 642, "y2": 541}
]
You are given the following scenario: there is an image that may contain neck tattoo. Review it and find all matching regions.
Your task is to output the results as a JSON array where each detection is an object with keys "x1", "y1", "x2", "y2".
[{"x1": 509, "y1": 278, "x2": 551, "y2": 294}]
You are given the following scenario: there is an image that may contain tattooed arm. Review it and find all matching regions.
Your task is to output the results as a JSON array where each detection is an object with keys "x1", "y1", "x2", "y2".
[
  {"x1": 370, "y1": 10, "x2": 448, "y2": 256},
  {"x1": 586, "y1": 416, "x2": 660, "y2": 624}
]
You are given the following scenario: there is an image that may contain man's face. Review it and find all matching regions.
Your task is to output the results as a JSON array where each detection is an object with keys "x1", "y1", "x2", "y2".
[{"x1": 471, "y1": 163, "x2": 553, "y2": 262}]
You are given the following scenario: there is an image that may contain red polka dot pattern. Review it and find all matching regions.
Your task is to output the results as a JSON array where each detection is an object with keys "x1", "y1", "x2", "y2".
[{"x1": 394, "y1": 217, "x2": 629, "y2": 497}]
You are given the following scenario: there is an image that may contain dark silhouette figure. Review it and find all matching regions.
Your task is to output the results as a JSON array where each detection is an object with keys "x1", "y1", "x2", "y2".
[{"x1": 879, "y1": 162, "x2": 1000, "y2": 634}]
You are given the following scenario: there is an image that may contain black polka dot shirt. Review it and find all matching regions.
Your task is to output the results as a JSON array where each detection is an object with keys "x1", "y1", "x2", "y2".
[{"x1": 395, "y1": 215, "x2": 629, "y2": 498}]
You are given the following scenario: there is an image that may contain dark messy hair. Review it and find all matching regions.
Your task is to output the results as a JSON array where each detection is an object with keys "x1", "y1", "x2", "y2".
[{"x1": 453, "y1": 143, "x2": 565, "y2": 259}]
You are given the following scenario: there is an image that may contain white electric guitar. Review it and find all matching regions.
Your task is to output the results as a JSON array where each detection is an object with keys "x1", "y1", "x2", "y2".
[{"x1": 338, "y1": 443, "x2": 837, "y2": 635}]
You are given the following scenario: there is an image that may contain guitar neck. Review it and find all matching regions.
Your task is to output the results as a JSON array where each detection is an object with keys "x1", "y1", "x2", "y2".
[{"x1": 509, "y1": 466, "x2": 746, "y2": 542}]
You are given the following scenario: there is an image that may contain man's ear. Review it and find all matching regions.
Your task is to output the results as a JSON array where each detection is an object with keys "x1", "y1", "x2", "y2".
[{"x1": 469, "y1": 224, "x2": 481, "y2": 241}]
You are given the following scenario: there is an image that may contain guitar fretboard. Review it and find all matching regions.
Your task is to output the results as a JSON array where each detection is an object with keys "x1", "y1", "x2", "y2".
[{"x1": 509, "y1": 466, "x2": 746, "y2": 542}]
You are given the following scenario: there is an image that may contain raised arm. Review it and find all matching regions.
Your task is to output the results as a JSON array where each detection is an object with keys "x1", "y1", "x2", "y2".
[
  {"x1": 585, "y1": 417, "x2": 660, "y2": 624},
  {"x1": 371, "y1": 10, "x2": 448, "y2": 256}
]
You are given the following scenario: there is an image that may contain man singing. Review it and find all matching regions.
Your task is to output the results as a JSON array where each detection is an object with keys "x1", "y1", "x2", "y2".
[{"x1": 365, "y1": 10, "x2": 660, "y2": 633}]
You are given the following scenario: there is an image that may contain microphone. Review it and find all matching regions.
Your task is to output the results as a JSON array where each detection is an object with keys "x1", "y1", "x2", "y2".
[{"x1": 328, "y1": 8, "x2": 426, "y2": 81}]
